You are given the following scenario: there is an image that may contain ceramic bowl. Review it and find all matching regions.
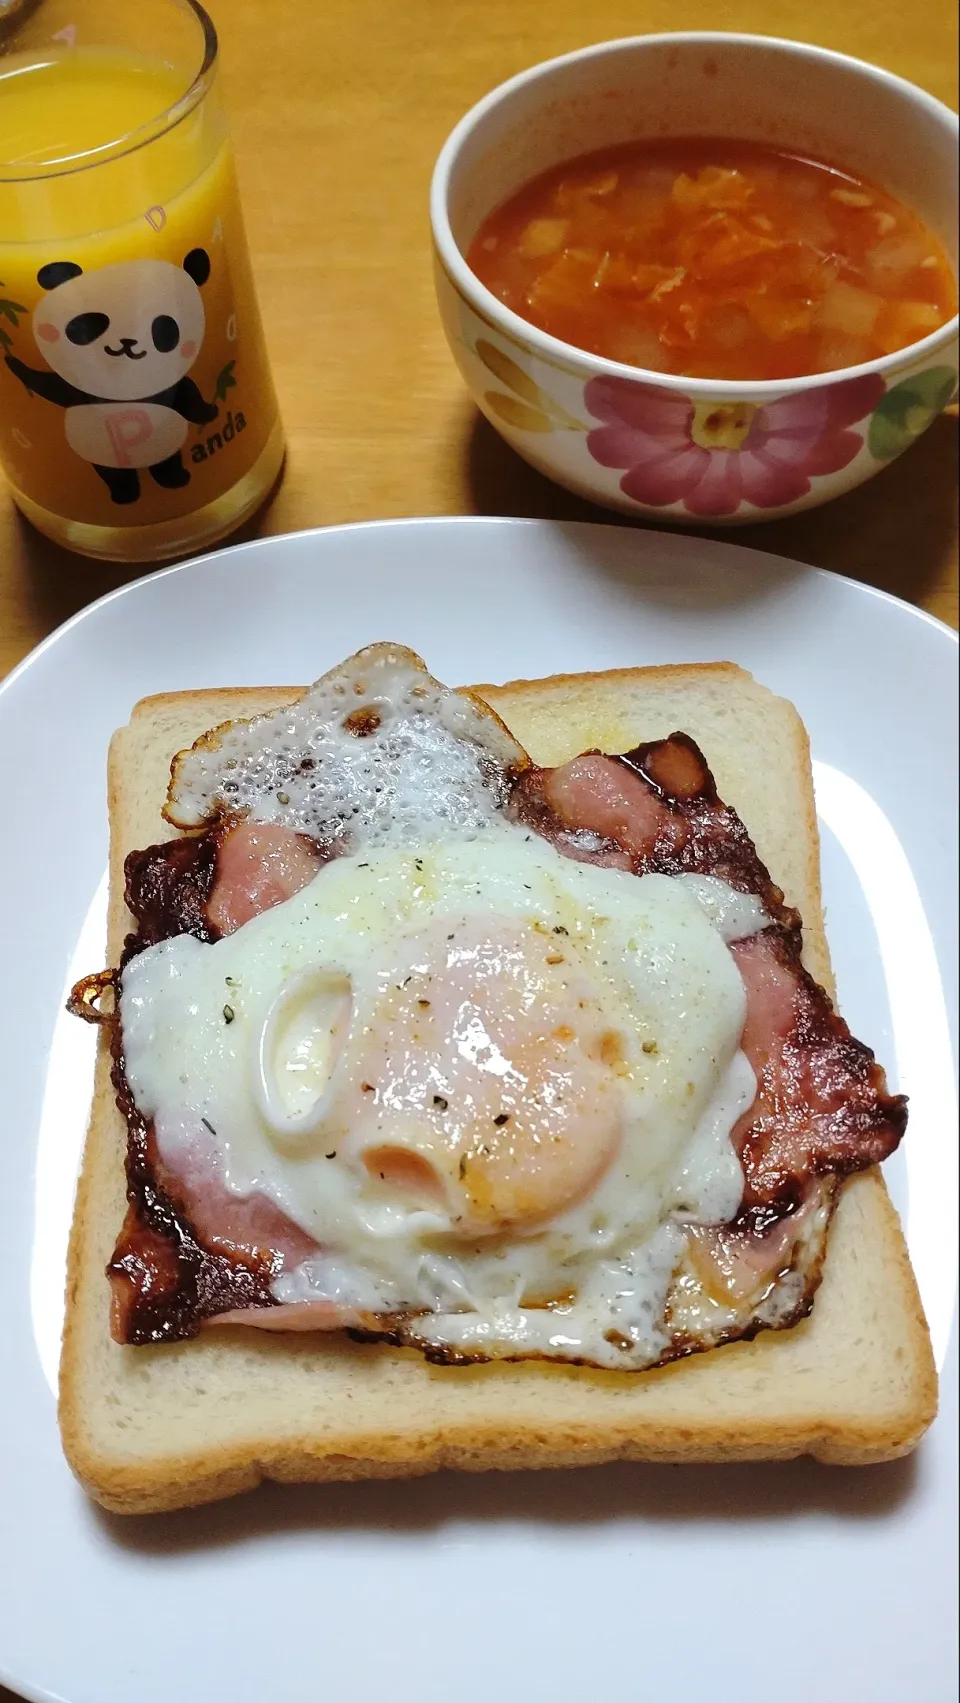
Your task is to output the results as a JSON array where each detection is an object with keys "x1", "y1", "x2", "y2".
[{"x1": 431, "y1": 33, "x2": 959, "y2": 524}]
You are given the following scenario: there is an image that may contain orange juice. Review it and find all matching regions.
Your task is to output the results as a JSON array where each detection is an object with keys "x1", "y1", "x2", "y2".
[{"x1": 0, "y1": 45, "x2": 283, "y2": 560}]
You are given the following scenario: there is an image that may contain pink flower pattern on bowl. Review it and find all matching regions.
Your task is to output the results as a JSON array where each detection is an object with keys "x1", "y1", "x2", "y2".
[{"x1": 584, "y1": 372, "x2": 886, "y2": 517}]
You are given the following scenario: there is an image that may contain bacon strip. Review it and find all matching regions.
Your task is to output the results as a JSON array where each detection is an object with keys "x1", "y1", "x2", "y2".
[
  {"x1": 98, "y1": 732, "x2": 906, "y2": 1349},
  {"x1": 513, "y1": 736, "x2": 796, "y2": 921},
  {"x1": 207, "y1": 821, "x2": 325, "y2": 935},
  {"x1": 105, "y1": 1042, "x2": 280, "y2": 1344},
  {"x1": 108, "y1": 819, "x2": 327, "y2": 1343},
  {"x1": 151, "y1": 1119, "x2": 319, "y2": 1271},
  {"x1": 125, "y1": 818, "x2": 327, "y2": 948},
  {"x1": 730, "y1": 929, "x2": 905, "y2": 1205}
]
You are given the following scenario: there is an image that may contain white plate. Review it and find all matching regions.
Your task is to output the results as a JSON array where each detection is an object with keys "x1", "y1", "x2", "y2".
[{"x1": 0, "y1": 518, "x2": 956, "y2": 1703}]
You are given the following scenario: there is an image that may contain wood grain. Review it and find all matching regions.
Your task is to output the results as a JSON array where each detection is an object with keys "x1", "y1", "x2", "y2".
[{"x1": 0, "y1": 3, "x2": 956, "y2": 1697}]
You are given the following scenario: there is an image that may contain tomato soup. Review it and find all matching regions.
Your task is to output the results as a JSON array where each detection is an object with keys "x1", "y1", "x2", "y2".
[{"x1": 467, "y1": 138, "x2": 957, "y2": 381}]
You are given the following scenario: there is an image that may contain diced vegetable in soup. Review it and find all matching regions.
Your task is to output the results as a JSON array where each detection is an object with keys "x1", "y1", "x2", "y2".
[{"x1": 467, "y1": 139, "x2": 957, "y2": 381}]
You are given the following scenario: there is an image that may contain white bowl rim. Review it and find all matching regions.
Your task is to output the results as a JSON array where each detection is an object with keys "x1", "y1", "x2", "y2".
[{"x1": 430, "y1": 30, "x2": 960, "y2": 401}]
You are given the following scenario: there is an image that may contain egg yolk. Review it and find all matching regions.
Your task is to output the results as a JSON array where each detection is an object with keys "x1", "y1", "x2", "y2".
[{"x1": 272, "y1": 915, "x2": 626, "y2": 1235}]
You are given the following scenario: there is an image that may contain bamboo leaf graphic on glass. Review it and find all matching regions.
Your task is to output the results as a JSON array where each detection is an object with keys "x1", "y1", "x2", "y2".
[
  {"x1": 475, "y1": 338, "x2": 585, "y2": 433},
  {"x1": 213, "y1": 359, "x2": 237, "y2": 405},
  {"x1": 0, "y1": 284, "x2": 27, "y2": 353}
]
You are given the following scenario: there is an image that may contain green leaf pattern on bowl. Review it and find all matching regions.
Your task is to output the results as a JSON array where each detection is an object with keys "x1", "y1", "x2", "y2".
[{"x1": 868, "y1": 366, "x2": 958, "y2": 461}]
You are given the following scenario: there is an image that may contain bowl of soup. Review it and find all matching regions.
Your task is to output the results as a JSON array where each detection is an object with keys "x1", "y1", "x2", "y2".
[{"x1": 431, "y1": 34, "x2": 958, "y2": 523}]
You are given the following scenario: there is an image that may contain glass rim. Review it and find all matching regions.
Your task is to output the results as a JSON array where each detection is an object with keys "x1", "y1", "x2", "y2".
[{"x1": 0, "y1": 0, "x2": 218, "y2": 184}]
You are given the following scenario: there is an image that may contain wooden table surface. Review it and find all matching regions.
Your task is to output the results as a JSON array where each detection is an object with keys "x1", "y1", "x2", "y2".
[
  {"x1": 0, "y1": 0, "x2": 957, "y2": 682},
  {"x1": 0, "y1": 2, "x2": 956, "y2": 1698}
]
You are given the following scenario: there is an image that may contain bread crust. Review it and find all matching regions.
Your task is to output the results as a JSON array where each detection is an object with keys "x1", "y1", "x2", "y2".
[{"x1": 58, "y1": 663, "x2": 937, "y2": 1513}]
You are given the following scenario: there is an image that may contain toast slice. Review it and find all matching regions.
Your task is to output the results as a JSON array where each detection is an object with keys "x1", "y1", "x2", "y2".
[{"x1": 59, "y1": 663, "x2": 937, "y2": 1514}]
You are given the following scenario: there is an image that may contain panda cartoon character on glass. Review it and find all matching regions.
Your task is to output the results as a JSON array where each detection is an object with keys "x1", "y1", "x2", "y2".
[{"x1": 4, "y1": 250, "x2": 219, "y2": 504}]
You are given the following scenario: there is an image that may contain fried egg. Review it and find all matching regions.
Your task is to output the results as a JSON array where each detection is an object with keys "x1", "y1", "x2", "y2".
[{"x1": 120, "y1": 645, "x2": 770, "y2": 1371}]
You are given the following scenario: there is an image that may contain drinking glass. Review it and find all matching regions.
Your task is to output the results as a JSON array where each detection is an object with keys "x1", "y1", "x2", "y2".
[{"x1": 0, "y1": 0, "x2": 284, "y2": 561}]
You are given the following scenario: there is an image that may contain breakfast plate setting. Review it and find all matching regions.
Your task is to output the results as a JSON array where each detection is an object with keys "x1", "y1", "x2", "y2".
[
  {"x1": 1, "y1": 517, "x2": 957, "y2": 1703},
  {"x1": 0, "y1": 10, "x2": 958, "y2": 1703}
]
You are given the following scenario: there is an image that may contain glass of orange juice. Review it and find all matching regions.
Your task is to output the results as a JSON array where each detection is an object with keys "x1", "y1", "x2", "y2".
[{"x1": 0, "y1": 0, "x2": 283, "y2": 561}]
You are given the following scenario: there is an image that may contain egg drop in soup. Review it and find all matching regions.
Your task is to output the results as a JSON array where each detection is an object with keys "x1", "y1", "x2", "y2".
[{"x1": 467, "y1": 138, "x2": 957, "y2": 381}]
